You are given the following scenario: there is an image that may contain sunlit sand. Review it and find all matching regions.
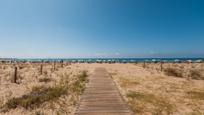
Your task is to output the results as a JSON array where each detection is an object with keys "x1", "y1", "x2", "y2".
[{"x1": 0, "y1": 62, "x2": 203, "y2": 114}]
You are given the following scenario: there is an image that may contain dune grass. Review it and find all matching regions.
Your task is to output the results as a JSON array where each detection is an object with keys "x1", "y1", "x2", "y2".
[
  {"x1": 164, "y1": 67, "x2": 204, "y2": 80},
  {"x1": 164, "y1": 68, "x2": 183, "y2": 78},
  {"x1": 119, "y1": 77, "x2": 139, "y2": 88},
  {"x1": 187, "y1": 91, "x2": 204, "y2": 100},
  {"x1": 2, "y1": 86, "x2": 67, "y2": 111},
  {"x1": 70, "y1": 71, "x2": 88, "y2": 95},
  {"x1": 39, "y1": 77, "x2": 52, "y2": 82},
  {"x1": 189, "y1": 69, "x2": 204, "y2": 80},
  {"x1": 1, "y1": 70, "x2": 88, "y2": 112},
  {"x1": 127, "y1": 91, "x2": 175, "y2": 114}
]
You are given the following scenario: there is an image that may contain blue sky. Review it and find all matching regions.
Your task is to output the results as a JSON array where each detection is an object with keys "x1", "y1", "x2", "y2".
[{"x1": 0, "y1": 0, "x2": 204, "y2": 58}]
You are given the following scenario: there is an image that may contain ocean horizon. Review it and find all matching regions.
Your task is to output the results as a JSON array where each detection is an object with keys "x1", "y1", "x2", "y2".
[{"x1": 1, "y1": 58, "x2": 204, "y2": 63}]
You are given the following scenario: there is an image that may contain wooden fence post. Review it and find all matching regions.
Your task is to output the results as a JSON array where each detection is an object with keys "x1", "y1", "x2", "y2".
[
  {"x1": 40, "y1": 64, "x2": 43, "y2": 75},
  {"x1": 12, "y1": 66, "x2": 17, "y2": 83},
  {"x1": 61, "y1": 60, "x2": 64, "y2": 68},
  {"x1": 160, "y1": 61, "x2": 163, "y2": 71},
  {"x1": 168, "y1": 63, "x2": 170, "y2": 69},
  {"x1": 143, "y1": 61, "x2": 146, "y2": 68},
  {"x1": 40, "y1": 60, "x2": 44, "y2": 75},
  {"x1": 53, "y1": 61, "x2": 56, "y2": 71}
]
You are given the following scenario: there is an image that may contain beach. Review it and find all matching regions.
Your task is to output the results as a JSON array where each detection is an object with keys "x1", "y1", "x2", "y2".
[
  {"x1": 0, "y1": 62, "x2": 204, "y2": 115},
  {"x1": 1, "y1": 0, "x2": 204, "y2": 114}
]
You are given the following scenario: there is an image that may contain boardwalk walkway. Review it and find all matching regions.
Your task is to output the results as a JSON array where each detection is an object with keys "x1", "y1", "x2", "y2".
[{"x1": 75, "y1": 67, "x2": 133, "y2": 115}]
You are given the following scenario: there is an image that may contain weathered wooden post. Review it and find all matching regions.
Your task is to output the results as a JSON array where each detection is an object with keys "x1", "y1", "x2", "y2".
[
  {"x1": 160, "y1": 61, "x2": 163, "y2": 71},
  {"x1": 53, "y1": 61, "x2": 56, "y2": 71},
  {"x1": 61, "y1": 60, "x2": 64, "y2": 68},
  {"x1": 168, "y1": 63, "x2": 170, "y2": 69},
  {"x1": 143, "y1": 61, "x2": 146, "y2": 68},
  {"x1": 12, "y1": 66, "x2": 17, "y2": 83},
  {"x1": 40, "y1": 64, "x2": 43, "y2": 75}
]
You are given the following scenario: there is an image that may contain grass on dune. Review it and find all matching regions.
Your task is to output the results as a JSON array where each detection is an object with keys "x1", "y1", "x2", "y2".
[
  {"x1": 70, "y1": 71, "x2": 88, "y2": 95},
  {"x1": 164, "y1": 68, "x2": 183, "y2": 78},
  {"x1": 188, "y1": 69, "x2": 204, "y2": 80},
  {"x1": 187, "y1": 91, "x2": 204, "y2": 100},
  {"x1": 1, "y1": 70, "x2": 88, "y2": 112},
  {"x1": 164, "y1": 67, "x2": 204, "y2": 80},
  {"x1": 127, "y1": 91, "x2": 175, "y2": 114},
  {"x1": 39, "y1": 77, "x2": 52, "y2": 82},
  {"x1": 119, "y1": 77, "x2": 139, "y2": 88},
  {"x1": 2, "y1": 86, "x2": 67, "y2": 111}
]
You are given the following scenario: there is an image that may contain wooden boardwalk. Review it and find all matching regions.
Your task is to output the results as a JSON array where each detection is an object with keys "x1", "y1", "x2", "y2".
[{"x1": 75, "y1": 67, "x2": 133, "y2": 115}]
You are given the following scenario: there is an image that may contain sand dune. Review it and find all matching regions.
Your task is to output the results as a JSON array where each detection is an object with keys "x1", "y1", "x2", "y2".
[{"x1": 0, "y1": 63, "x2": 204, "y2": 115}]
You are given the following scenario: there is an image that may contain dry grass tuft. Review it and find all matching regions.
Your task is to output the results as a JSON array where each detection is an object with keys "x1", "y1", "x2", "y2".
[
  {"x1": 35, "y1": 111, "x2": 45, "y2": 115},
  {"x1": 164, "y1": 67, "x2": 204, "y2": 80},
  {"x1": 1, "y1": 85, "x2": 67, "y2": 111},
  {"x1": 187, "y1": 91, "x2": 204, "y2": 100},
  {"x1": 119, "y1": 77, "x2": 139, "y2": 88},
  {"x1": 39, "y1": 77, "x2": 52, "y2": 82},
  {"x1": 127, "y1": 91, "x2": 175, "y2": 114},
  {"x1": 189, "y1": 69, "x2": 204, "y2": 80},
  {"x1": 70, "y1": 71, "x2": 88, "y2": 95},
  {"x1": 164, "y1": 68, "x2": 183, "y2": 78},
  {"x1": 1, "y1": 70, "x2": 88, "y2": 113}
]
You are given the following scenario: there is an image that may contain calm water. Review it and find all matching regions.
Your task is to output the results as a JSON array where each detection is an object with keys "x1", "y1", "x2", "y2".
[{"x1": 12, "y1": 58, "x2": 204, "y2": 63}]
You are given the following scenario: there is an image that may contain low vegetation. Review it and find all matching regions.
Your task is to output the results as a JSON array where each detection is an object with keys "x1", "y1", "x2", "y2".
[
  {"x1": 127, "y1": 91, "x2": 175, "y2": 114},
  {"x1": 1, "y1": 70, "x2": 88, "y2": 113},
  {"x1": 187, "y1": 91, "x2": 204, "y2": 100},
  {"x1": 164, "y1": 67, "x2": 204, "y2": 80},
  {"x1": 189, "y1": 69, "x2": 204, "y2": 80},
  {"x1": 1, "y1": 85, "x2": 67, "y2": 111},
  {"x1": 164, "y1": 68, "x2": 183, "y2": 78},
  {"x1": 119, "y1": 77, "x2": 139, "y2": 88},
  {"x1": 39, "y1": 77, "x2": 52, "y2": 82},
  {"x1": 70, "y1": 71, "x2": 88, "y2": 95}
]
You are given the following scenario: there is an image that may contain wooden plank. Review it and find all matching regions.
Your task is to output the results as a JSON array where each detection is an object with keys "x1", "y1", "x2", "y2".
[{"x1": 75, "y1": 67, "x2": 133, "y2": 115}]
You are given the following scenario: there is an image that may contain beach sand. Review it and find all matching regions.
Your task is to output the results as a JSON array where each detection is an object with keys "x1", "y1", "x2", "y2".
[{"x1": 0, "y1": 63, "x2": 204, "y2": 115}]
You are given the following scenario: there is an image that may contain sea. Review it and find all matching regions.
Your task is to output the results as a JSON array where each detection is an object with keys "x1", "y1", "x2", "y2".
[{"x1": 6, "y1": 58, "x2": 204, "y2": 63}]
